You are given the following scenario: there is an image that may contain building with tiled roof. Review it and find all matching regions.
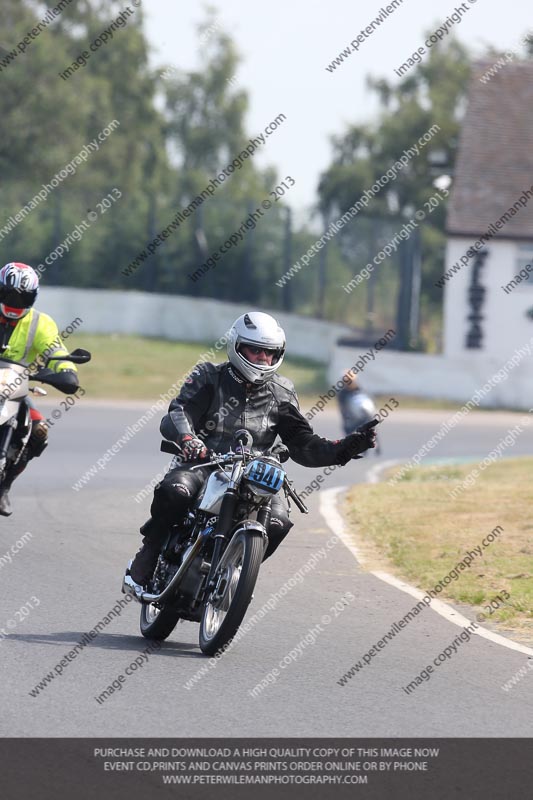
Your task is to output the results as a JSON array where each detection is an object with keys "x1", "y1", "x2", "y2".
[{"x1": 444, "y1": 60, "x2": 533, "y2": 361}]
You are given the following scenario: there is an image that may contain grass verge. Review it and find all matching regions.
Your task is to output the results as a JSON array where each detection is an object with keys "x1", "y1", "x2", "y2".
[
  {"x1": 344, "y1": 456, "x2": 533, "y2": 641},
  {"x1": 63, "y1": 333, "x2": 516, "y2": 412},
  {"x1": 68, "y1": 334, "x2": 328, "y2": 402}
]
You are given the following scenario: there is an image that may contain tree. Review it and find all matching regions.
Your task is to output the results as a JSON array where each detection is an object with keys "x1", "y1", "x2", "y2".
[
  {"x1": 160, "y1": 12, "x2": 291, "y2": 304},
  {"x1": 0, "y1": 0, "x2": 169, "y2": 289},
  {"x1": 317, "y1": 35, "x2": 472, "y2": 344}
]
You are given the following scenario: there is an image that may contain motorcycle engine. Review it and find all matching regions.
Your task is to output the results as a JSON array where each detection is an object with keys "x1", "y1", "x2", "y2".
[{"x1": 179, "y1": 554, "x2": 209, "y2": 600}]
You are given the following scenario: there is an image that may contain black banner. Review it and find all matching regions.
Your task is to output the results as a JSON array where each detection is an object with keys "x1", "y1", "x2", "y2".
[{"x1": 1, "y1": 738, "x2": 532, "y2": 799}]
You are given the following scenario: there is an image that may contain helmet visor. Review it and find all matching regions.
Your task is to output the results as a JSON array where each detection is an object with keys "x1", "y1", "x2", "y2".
[
  {"x1": 0, "y1": 286, "x2": 37, "y2": 309},
  {"x1": 238, "y1": 343, "x2": 284, "y2": 364}
]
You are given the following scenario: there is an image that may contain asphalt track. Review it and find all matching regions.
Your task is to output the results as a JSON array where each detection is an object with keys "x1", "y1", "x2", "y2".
[{"x1": 1, "y1": 402, "x2": 532, "y2": 737}]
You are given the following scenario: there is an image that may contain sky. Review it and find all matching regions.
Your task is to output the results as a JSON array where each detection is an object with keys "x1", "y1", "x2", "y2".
[{"x1": 143, "y1": 0, "x2": 531, "y2": 217}]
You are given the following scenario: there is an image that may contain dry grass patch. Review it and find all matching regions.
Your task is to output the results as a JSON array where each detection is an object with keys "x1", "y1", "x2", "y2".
[{"x1": 344, "y1": 457, "x2": 533, "y2": 639}]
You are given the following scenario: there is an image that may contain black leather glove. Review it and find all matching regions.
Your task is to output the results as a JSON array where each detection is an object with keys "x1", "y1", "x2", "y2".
[
  {"x1": 179, "y1": 433, "x2": 208, "y2": 462},
  {"x1": 338, "y1": 419, "x2": 379, "y2": 462}
]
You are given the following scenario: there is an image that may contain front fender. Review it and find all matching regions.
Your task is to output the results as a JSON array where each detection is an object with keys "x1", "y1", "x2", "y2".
[
  {"x1": 225, "y1": 520, "x2": 268, "y2": 553},
  {"x1": 0, "y1": 399, "x2": 21, "y2": 423}
]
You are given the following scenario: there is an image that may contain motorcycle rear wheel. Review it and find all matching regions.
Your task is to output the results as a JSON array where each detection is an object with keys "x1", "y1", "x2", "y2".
[
  {"x1": 140, "y1": 602, "x2": 181, "y2": 640},
  {"x1": 199, "y1": 531, "x2": 263, "y2": 656}
]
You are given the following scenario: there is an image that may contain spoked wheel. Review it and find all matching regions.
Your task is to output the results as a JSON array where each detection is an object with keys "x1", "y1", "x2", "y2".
[
  {"x1": 140, "y1": 601, "x2": 181, "y2": 640},
  {"x1": 199, "y1": 532, "x2": 263, "y2": 656}
]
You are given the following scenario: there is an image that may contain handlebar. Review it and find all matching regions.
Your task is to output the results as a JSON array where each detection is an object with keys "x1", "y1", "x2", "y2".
[
  {"x1": 160, "y1": 439, "x2": 308, "y2": 513},
  {"x1": 160, "y1": 440, "x2": 226, "y2": 466},
  {"x1": 160, "y1": 440, "x2": 288, "y2": 465},
  {"x1": 0, "y1": 348, "x2": 91, "y2": 372},
  {"x1": 160, "y1": 440, "x2": 184, "y2": 456}
]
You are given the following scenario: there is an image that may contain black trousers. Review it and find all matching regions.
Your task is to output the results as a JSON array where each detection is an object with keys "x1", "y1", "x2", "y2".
[{"x1": 147, "y1": 464, "x2": 293, "y2": 560}]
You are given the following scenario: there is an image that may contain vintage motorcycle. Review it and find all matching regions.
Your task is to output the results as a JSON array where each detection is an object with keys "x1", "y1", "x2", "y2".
[
  {"x1": 0, "y1": 348, "x2": 91, "y2": 486},
  {"x1": 123, "y1": 430, "x2": 308, "y2": 656}
]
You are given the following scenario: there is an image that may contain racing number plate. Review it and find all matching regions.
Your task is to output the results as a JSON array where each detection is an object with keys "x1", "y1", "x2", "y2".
[{"x1": 246, "y1": 459, "x2": 285, "y2": 492}]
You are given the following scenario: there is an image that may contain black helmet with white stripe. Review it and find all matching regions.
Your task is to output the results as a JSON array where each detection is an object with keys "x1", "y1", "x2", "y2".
[
  {"x1": 227, "y1": 312, "x2": 286, "y2": 384},
  {"x1": 0, "y1": 262, "x2": 39, "y2": 320}
]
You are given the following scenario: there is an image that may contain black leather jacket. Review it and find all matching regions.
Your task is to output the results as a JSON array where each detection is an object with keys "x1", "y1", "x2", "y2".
[{"x1": 160, "y1": 361, "x2": 357, "y2": 468}]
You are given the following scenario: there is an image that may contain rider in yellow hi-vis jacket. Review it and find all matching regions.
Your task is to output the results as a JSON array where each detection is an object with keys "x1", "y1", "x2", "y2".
[{"x1": 0, "y1": 262, "x2": 79, "y2": 515}]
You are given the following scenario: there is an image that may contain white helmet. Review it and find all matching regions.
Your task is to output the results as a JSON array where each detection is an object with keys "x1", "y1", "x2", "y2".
[{"x1": 227, "y1": 312, "x2": 286, "y2": 384}]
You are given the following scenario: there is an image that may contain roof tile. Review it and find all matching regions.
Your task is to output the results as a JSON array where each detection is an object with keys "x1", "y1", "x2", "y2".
[{"x1": 447, "y1": 60, "x2": 533, "y2": 238}]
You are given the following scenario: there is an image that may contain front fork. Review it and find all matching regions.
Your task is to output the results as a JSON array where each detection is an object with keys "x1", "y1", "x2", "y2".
[
  {"x1": 206, "y1": 488, "x2": 239, "y2": 591},
  {"x1": 0, "y1": 419, "x2": 18, "y2": 480},
  {"x1": 206, "y1": 496, "x2": 272, "y2": 593},
  {"x1": 257, "y1": 504, "x2": 271, "y2": 554}
]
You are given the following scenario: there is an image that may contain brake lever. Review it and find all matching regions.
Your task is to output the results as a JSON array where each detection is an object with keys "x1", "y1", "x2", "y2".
[
  {"x1": 190, "y1": 451, "x2": 235, "y2": 470},
  {"x1": 270, "y1": 443, "x2": 290, "y2": 463},
  {"x1": 161, "y1": 440, "x2": 219, "y2": 467},
  {"x1": 284, "y1": 479, "x2": 308, "y2": 514}
]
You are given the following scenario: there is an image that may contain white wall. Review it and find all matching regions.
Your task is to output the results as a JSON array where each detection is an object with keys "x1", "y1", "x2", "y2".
[
  {"x1": 328, "y1": 345, "x2": 533, "y2": 410},
  {"x1": 444, "y1": 238, "x2": 533, "y2": 358},
  {"x1": 37, "y1": 286, "x2": 533, "y2": 409},
  {"x1": 37, "y1": 287, "x2": 352, "y2": 364}
]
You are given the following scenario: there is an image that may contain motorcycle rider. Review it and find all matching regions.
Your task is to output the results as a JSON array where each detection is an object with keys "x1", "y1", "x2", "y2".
[
  {"x1": 337, "y1": 369, "x2": 380, "y2": 455},
  {"x1": 126, "y1": 311, "x2": 376, "y2": 589},
  {"x1": 0, "y1": 262, "x2": 79, "y2": 515},
  {"x1": 337, "y1": 369, "x2": 377, "y2": 434}
]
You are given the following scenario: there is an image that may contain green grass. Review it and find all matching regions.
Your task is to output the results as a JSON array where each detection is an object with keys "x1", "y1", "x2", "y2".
[
  {"x1": 69, "y1": 333, "x2": 328, "y2": 401},
  {"x1": 66, "y1": 333, "x2": 520, "y2": 413},
  {"x1": 374, "y1": 395, "x2": 467, "y2": 412},
  {"x1": 344, "y1": 457, "x2": 533, "y2": 640}
]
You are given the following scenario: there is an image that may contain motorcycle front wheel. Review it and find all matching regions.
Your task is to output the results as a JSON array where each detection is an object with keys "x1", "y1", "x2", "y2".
[{"x1": 199, "y1": 531, "x2": 263, "y2": 656}]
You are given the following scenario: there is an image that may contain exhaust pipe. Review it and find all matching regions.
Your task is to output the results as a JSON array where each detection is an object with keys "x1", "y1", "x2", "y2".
[
  {"x1": 122, "y1": 522, "x2": 266, "y2": 605},
  {"x1": 123, "y1": 533, "x2": 205, "y2": 605}
]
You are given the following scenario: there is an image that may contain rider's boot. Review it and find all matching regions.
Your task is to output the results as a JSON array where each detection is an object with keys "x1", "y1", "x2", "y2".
[
  {"x1": 0, "y1": 422, "x2": 48, "y2": 517},
  {"x1": 0, "y1": 462, "x2": 27, "y2": 517},
  {"x1": 124, "y1": 518, "x2": 169, "y2": 595}
]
